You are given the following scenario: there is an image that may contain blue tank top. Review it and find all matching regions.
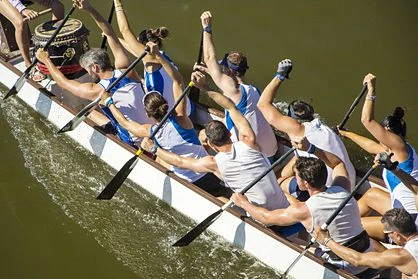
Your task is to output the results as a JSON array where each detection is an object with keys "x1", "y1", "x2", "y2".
[
  {"x1": 151, "y1": 116, "x2": 207, "y2": 182},
  {"x1": 382, "y1": 143, "x2": 418, "y2": 213},
  {"x1": 143, "y1": 52, "x2": 194, "y2": 115},
  {"x1": 98, "y1": 70, "x2": 149, "y2": 147},
  {"x1": 224, "y1": 83, "x2": 278, "y2": 157}
]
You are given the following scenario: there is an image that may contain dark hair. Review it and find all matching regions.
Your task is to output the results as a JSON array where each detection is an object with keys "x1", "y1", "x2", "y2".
[
  {"x1": 381, "y1": 107, "x2": 407, "y2": 138},
  {"x1": 287, "y1": 100, "x2": 314, "y2": 122},
  {"x1": 143, "y1": 92, "x2": 168, "y2": 121},
  {"x1": 219, "y1": 51, "x2": 249, "y2": 77},
  {"x1": 294, "y1": 157, "x2": 327, "y2": 189},
  {"x1": 137, "y1": 27, "x2": 170, "y2": 48},
  {"x1": 205, "y1": 120, "x2": 230, "y2": 146},
  {"x1": 381, "y1": 208, "x2": 417, "y2": 237}
]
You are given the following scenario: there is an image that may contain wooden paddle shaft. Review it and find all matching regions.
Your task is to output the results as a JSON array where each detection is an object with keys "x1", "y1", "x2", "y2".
[{"x1": 23, "y1": 8, "x2": 52, "y2": 22}]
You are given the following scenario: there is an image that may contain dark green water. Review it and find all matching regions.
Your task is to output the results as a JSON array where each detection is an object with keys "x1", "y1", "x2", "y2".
[{"x1": 1, "y1": 0, "x2": 417, "y2": 278}]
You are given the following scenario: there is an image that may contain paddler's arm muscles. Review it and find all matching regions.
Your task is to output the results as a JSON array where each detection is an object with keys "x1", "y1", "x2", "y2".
[
  {"x1": 258, "y1": 77, "x2": 304, "y2": 138},
  {"x1": 200, "y1": 11, "x2": 241, "y2": 103},
  {"x1": 339, "y1": 129, "x2": 386, "y2": 155},
  {"x1": 150, "y1": 145, "x2": 220, "y2": 177},
  {"x1": 38, "y1": 52, "x2": 101, "y2": 100},
  {"x1": 326, "y1": 240, "x2": 412, "y2": 270},
  {"x1": 80, "y1": 0, "x2": 136, "y2": 79},
  {"x1": 107, "y1": 103, "x2": 150, "y2": 138},
  {"x1": 231, "y1": 193, "x2": 310, "y2": 226},
  {"x1": 113, "y1": 0, "x2": 146, "y2": 56},
  {"x1": 206, "y1": 89, "x2": 257, "y2": 149}
]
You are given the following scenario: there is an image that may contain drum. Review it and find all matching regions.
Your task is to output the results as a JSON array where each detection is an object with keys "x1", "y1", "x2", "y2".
[{"x1": 32, "y1": 18, "x2": 90, "y2": 79}]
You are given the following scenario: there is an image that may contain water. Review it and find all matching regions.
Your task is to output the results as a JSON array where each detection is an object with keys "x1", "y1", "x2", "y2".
[
  {"x1": 1, "y1": 0, "x2": 418, "y2": 278},
  {"x1": 0, "y1": 88, "x2": 280, "y2": 278}
]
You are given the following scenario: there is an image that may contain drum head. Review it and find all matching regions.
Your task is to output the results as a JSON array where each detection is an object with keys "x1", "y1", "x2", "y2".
[{"x1": 33, "y1": 18, "x2": 89, "y2": 45}]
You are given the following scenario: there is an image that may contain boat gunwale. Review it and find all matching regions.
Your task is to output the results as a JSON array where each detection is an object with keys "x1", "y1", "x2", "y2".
[{"x1": 0, "y1": 55, "x2": 361, "y2": 279}]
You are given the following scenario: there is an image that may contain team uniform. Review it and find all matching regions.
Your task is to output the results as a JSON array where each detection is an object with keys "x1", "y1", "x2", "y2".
[
  {"x1": 404, "y1": 237, "x2": 418, "y2": 276},
  {"x1": 98, "y1": 70, "x2": 152, "y2": 146},
  {"x1": 305, "y1": 186, "x2": 373, "y2": 275},
  {"x1": 8, "y1": 0, "x2": 25, "y2": 12},
  {"x1": 151, "y1": 115, "x2": 230, "y2": 197},
  {"x1": 151, "y1": 115, "x2": 207, "y2": 182},
  {"x1": 289, "y1": 118, "x2": 356, "y2": 200},
  {"x1": 143, "y1": 51, "x2": 193, "y2": 115},
  {"x1": 224, "y1": 83, "x2": 278, "y2": 159},
  {"x1": 382, "y1": 143, "x2": 418, "y2": 227},
  {"x1": 214, "y1": 141, "x2": 288, "y2": 210}
]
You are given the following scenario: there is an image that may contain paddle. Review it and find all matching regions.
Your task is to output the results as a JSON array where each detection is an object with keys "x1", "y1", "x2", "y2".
[
  {"x1": 96, "y1": 80, "x2": 195, "y2": 200},
  {"x1": 188, "y1": 30, "x2": 204, "y2": 103},
  {"x1": 336, "y1": 85, "x2": 368, "y2": 130},
  {"x1": 57, "y1": 47, "x2": 149, "y2": 134},
  {"x1": 281, "y1": 160, "x2": 380, "y2": 278},
  {"x1": 100, "y1": 2, "x2": 115, "y2": 49},
  {"x1": 3, "y1": 5, "x2": 76, "y2": 100},
  {"x1": 172, "y1": 147, "x2": 296, "y2": 247}
]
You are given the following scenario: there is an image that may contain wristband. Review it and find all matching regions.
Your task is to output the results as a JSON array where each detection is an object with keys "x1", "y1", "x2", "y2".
[
  {"x1": 150, "y1": 145, "x2": 158, "y2": 155},
  {"x1": 323, "y1": 237, "x2": 333, "y2": 246},
  {"x1": 366, "y1": 95, "x2": 376, "y2": 101},
  {"x1": 203, "y1": 26, "x2": 212, "y2": 34},
  {"x1": 104, "y1": 97, "x2": 114, "y2": 107},
  {"x1": 307, "y1": 144, "x2": 316, "y2": 154},
  {"x1": 275, "y1": 72, "x2": 285, "y2": 81}
]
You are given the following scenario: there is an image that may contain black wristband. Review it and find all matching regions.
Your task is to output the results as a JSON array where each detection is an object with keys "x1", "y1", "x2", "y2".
[{"x1": 203, "y1": 26, "x2": 212, "y2": 34}]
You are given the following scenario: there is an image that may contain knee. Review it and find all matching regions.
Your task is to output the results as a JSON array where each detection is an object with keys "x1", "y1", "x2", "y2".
[
  {"x1": 363, "y1": 187, "x2": 384, "y2": 201},
  {"x1": 12, "y1": 17, "x2": 25, "y2": 30}
]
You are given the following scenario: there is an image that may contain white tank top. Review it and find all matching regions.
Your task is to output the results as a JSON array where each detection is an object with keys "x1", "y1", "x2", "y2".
[
  {"x1": 98, "y1": 70, "x2": 152, "y2": 143},
  {"x1": 298, "y1": 118, "x2": 356, "y2": 189},
  {"x1": 305, "y1": 186, "x2": 364, "y2": 245},
  {"x1": 143, "y1": 51, "x2": 193, "y2": 115},
  {"x1": 214, "y1": 141, "x2": 289, "y2": 210},
  {"x1": 224, "y1": 83, "x2": 278, "y2": 157},
  {"x1": 152, "y1": 116, "x2": 207, "y2": 182},
  {"x1": 404, "y1": 237, "x2": 418, "y2": 275},
  {"x1": 383, "y1": 144, "x2": 418, "y2": 214}
]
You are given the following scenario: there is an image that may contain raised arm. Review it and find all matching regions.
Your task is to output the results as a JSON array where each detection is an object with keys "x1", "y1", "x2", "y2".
[
  {"x1": 292, "y1": 136, "x2": 350, "y2": 191},
  {"x1": 140, "y1": 137, "x2": 220, "y2": 177},
  {"x1": 259, "y1": 60, "x2": 304, "y2": 138},
  {"x1": 75, "y1": 0, "x2": 138, "y2": 80},
  {"x1": 199, "y1": 11, "x2": 241, "y2": 103},
  {"x1": 360, "y1": 74, "x2": 407, "y2": 158},
  {"x1": 113, "y1": 0, "x2": 145, "y2": 56},
  {"x1": 146, "y1": 42, "x2": 186, "y2": 118},
  {"x1": 36, "y1": 49, "x2": 101, "y2": 100},
  {"x1": 100, "y1": 91, "x2": 151, "y2": 138},
  {"x1": 192, "y1": 71, "x2": 257, "y2": 149}
]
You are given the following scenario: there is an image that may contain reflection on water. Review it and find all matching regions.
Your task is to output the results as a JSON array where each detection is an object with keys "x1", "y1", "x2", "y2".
[{"x1": 0, "y1": 88, "x2": 280, "y2": 278}]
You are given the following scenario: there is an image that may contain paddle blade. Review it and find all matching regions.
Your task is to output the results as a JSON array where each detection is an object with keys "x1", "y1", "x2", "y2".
[
  {"x1": 96, "y1": 155, "x2": 139, "y2": 200},
  {"x1": 173, "y1": 208, "x2": 224, "y2": 247},
  {"x1": 3, "y1": 73, "x2": 27, "y2": 100},
  {"x1": 58, "y1": 115, "x2": 87, "y2": 134},
  {"x1": 58, "y1": 98, "x2": 100, "y2": 134}
]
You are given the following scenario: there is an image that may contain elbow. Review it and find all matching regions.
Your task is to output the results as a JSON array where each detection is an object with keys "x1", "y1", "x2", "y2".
[
  {"x1": 120, "y1": 27, "x2": 131, "y2": 37},
  {"x1": 257, "y1": 102, "x2": 266, "y2": 110},
  {"x1": 347, "y1": 253, "x2": 364, "y2": 267},
  {"x1": 361, "y1": 115, "x2": 372, "y2": 125}
]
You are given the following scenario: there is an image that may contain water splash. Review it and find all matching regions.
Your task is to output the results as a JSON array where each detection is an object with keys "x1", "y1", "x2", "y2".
[{"x1": 0, "y1": 92, "x2": 281, "y2": 278}]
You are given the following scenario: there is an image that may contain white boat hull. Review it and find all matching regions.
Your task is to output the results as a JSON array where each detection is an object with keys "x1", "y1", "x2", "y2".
[{"x1": 0, "y1": 57, "x2": 361, "y2": 279}]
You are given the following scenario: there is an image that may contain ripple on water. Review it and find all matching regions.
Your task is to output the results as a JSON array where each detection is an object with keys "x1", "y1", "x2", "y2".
[{"x1": 0, "y1": 94, "x2": 282, "y2": 278}]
